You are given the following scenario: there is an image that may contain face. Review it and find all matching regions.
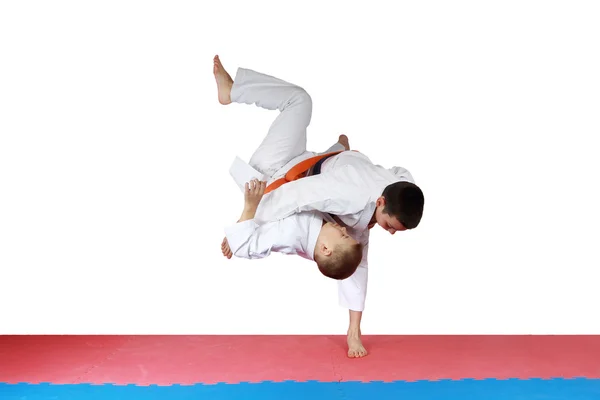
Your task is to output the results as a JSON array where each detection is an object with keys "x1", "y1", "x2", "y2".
[
  {"x1": 318, "y1": 221, "x2": 359, "y2": 255},
  {"x1": 371, "y1": 196, "x2": 407, "y2": 235}
]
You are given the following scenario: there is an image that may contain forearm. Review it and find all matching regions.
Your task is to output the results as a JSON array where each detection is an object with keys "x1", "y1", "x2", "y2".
[
  {"x1": 224, "y1": 218, "x2": 281, "y2": 260},
  {"x1": 237, "y1": 179, "x2": 265, "y2": 223},
  {"x1": 238, "y1": 206, "x2": 257, "y2": 222}
]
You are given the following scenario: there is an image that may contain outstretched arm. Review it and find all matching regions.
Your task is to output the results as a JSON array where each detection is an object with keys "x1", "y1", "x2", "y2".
[{"x1": 338, "y1": 229, "x2": 369, "y2": 358}]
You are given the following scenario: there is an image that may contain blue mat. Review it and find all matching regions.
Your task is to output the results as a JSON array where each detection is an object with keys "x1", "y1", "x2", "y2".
[{"x1": 1, "y1": 378, "x2": 600, "y2": 400}]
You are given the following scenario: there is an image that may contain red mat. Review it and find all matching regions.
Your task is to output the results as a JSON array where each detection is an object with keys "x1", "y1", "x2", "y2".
[{"x1": 1, "y1": 335, "x2": 599, "y2": 384}]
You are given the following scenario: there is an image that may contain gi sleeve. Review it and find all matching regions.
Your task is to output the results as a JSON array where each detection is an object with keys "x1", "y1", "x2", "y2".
[
  {"x1": 255, "y1": 165, "x2": 371, "y2": 224},
  {"x1": 337, "y1": 230, "x2": 369, "y2": 311},
  {"x1": 224, "y1": 219, "x2": 282, "y2": 259},
  {"x1": 388, "y1": 166, "x2": 415, "y2": 183}
]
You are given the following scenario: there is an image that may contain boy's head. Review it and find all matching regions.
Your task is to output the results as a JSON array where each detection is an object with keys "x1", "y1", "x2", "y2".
[
  {"x1": 314, "y1": 222, "x2": 363, "y2": 280},
  {"x1": 372, "y1": 181, "x2": 424, "y2": 234}
]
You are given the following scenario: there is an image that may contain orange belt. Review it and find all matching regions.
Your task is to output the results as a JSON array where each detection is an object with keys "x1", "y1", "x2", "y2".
[{"x1": 264, "y1": 150, "x2": 343, "y2": 194}]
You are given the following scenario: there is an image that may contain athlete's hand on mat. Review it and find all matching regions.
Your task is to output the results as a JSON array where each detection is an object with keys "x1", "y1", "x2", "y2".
[
  {"x1": 221, "y1": 237, "x2": 232, "y2": 259},
  {"x1": 244, "y1": 178, "x2": 266, "y2": 211}
]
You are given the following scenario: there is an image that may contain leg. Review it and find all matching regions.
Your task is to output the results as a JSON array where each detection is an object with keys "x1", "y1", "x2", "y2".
[
  {"x1": 234, "y1": 68, "x2": 313, "y2": 177},
  {"x1": 213, "y1": 55, "x2": 313, "y2": 177}
]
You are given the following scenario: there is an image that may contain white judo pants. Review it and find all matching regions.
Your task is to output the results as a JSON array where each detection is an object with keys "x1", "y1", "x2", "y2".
[{"x1": 230, "y1": 67, "x2": 343, "y2": 182}]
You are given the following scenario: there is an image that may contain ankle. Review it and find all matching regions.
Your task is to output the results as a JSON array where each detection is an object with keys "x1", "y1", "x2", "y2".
[{"x1": 347, "y1": 328, "x2": 361, "y2": 338}]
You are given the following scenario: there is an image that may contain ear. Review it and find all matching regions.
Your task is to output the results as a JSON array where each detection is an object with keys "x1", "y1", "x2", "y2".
[
  {"x1": 376, "y1": 196, "x2": 386, "y2": 207},
  {"x1": 319, "y1": 242, "x2": 332, "y2": 257}
]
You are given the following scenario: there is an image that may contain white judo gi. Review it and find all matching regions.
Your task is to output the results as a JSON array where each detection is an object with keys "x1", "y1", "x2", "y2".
[{"x1": 226, "y1": 67, "x2": 415, "y2": 312}]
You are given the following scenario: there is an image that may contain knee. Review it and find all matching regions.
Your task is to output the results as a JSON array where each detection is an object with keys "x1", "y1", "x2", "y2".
[
  {"x1": 298, "y1": 88, "x2": 312, "y2": 106},
  {"x1": 290, "y1": 87, "x2": 312, "y2": 111}
]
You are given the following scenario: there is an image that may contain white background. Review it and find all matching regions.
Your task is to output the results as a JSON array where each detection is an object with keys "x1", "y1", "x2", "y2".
[{"x1": 1, "y1": 0, "x2": 599, "y2": 335}]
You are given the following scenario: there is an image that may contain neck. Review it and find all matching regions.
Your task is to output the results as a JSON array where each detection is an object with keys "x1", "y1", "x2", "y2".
[{"x1": 369, "y1": 212, "x2": 376, "y2": 224}]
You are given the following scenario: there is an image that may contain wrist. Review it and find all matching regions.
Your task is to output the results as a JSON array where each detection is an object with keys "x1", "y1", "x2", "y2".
[
  {"x1": 241, "y1": 208, "x2": 256, "y2": 219},
  {"x1": 243, "y1": 204, "x2": 257, "y2": 214},
  {"x1": 238, "y1": 214, "x2": 255, "y2": 223}
]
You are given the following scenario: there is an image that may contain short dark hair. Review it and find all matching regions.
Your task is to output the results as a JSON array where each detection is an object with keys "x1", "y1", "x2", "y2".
[
  {"x1": 382, "y1": 181, "x2": 424, "y2": 229},
  {"x1": 316, "y1": 242, "x2": 363, "y2": 280}
]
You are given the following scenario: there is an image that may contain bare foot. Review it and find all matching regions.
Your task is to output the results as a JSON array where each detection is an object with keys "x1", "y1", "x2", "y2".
[
  {"x1": 221, "y1": 237, "x2": 232, "y2": 259},
  {"x1": 338, "y1": 134, "x2": 350, "y2": 151},
  {"x1": 213, "y1": 55, "x2": 233, "y2": 105},
  {"x1": 347, "y1": 333, "x2": 368, "y2": 358}
]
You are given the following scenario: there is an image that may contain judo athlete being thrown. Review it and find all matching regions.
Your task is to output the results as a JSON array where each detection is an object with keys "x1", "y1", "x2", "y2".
[{"x1": 222, "y1": 176, "x2": 363, "y2": 280}]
